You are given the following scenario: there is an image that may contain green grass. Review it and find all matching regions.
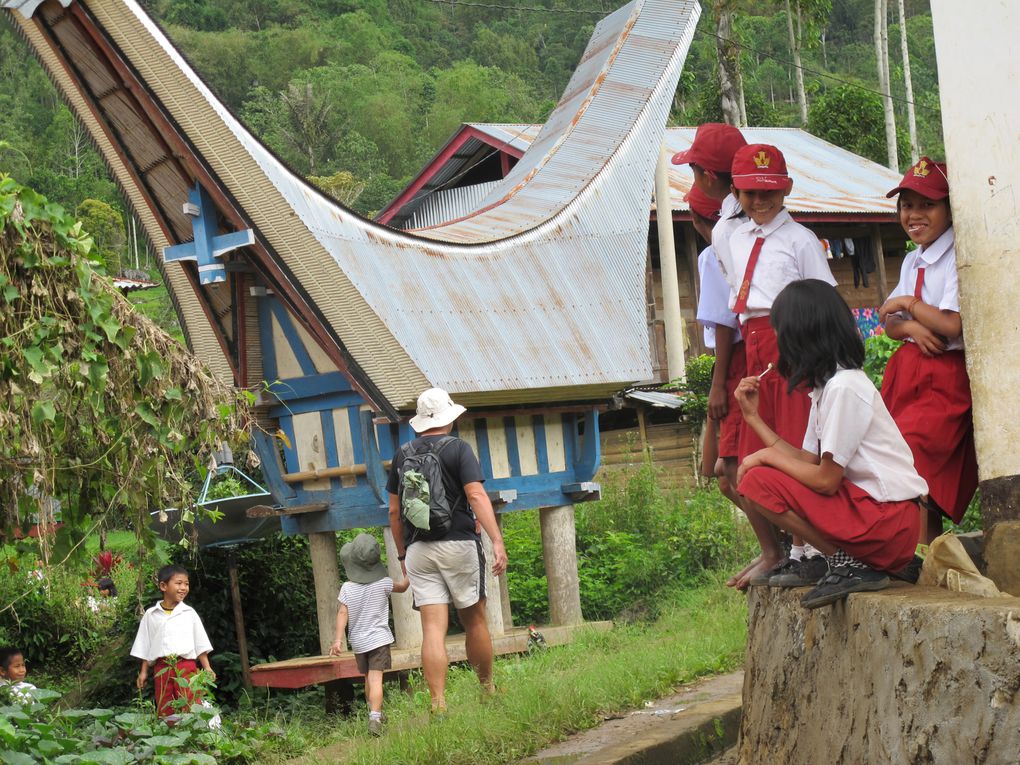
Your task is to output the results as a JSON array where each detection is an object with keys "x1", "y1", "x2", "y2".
[{"x1": 266, "y1": 577, "x2": 747, "y2": 765}]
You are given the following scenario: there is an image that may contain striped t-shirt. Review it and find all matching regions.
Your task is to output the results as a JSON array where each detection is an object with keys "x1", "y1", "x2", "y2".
[{"x1": 339, "y1": 578, "x2": 394, "y2": 654}]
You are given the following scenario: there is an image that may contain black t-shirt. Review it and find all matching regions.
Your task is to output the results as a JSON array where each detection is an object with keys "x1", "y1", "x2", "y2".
[{"x1": 386, "y1": 435, "x2": 485, "y2": 546}]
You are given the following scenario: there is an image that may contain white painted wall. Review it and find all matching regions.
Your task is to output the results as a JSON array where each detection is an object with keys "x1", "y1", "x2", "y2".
[{"x1": 931, "y1": 0, "x2": 1020, "y2": 481}]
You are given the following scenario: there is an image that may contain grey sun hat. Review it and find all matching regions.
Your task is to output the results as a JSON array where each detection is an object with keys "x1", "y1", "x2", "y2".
[
  {"x1": 408, "y1": 387, "x2": 467, "y2": 433},
  {"x1": 340, "y1": 533, "x2": 388, "y2": 584}
]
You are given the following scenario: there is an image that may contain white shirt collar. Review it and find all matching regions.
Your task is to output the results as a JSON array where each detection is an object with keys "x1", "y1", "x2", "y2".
[
  {"x1": 735, "y1": 207, "x2": 792, "y2": 237},
  {"x1": 917, "y1": 226, "x2": 955, "y2": 266}
]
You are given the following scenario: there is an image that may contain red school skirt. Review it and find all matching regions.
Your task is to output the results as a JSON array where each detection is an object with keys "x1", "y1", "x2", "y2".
[
  {"x1": 738, "y1": 318, "x2": 811, "y2": 462},
  {"x1": 717, "y1": 341, "x2": 747, "y2": 459},
  {"x1": 881, "y1": 343, "x2": 977, "y2": 524},
  {"x1": 153, "y1": 657, "x2": 199, "y2": 718},
  {"x1": 739, "y1": 466, "x2": 920, "y2": 572}
]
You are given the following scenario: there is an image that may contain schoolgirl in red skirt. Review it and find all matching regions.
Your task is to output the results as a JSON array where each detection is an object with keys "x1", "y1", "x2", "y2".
[
  {"x1": 878, "y1": 158, "x2": 977, "y2": 543},
  {"x1": 735, "y1": 280, "x2": 926, "y2": 608}
]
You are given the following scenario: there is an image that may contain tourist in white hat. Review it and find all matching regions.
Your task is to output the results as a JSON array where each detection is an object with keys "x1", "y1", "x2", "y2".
[{"x1": 386, "y1": 388, "x2": 507, "y2": 714}]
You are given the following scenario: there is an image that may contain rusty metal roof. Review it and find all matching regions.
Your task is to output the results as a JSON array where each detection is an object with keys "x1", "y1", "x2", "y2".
[
  {"x1": 387, "y1": 124, "x2": 901, "y2": 228},
  {"x1": 4, "y1": 0, "x2": 701, "y2": 411}
]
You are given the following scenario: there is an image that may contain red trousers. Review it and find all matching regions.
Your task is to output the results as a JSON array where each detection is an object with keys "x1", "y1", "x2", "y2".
[
  {"x1": 881, "y1": 343, "x2": 977, "y2": 523},
  {"x1": 738, "y1": 318, "x2": 811, "y2": 462},
  {"x1": 739, "y1": 467, "x2": 920, "y2": 572},
  {"x1": 717, "y1": 341, "x2": 747, "y2": 459},
  {"x1": 153, "y1": 657, "x2": 199, "y2": 718}
]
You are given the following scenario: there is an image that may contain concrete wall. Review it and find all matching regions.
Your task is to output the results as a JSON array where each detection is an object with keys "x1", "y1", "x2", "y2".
[{"x1": 738, "y1": 586, "x2": 1020, "y2": 764}]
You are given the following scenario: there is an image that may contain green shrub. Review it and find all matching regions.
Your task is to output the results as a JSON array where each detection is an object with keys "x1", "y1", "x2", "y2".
[{"x1": 863, "y1": 332, "x2": 902, "y2": 388}]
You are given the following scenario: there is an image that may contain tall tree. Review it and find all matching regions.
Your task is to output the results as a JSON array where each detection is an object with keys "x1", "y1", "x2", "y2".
[
  {"x1": 715, "y1": 0, "x2": 743, "y2": 126},
  {"x1": 874, "y1": 0, "x2": 898, "y2": 169},
  {"x1": 784, "y1": 0, "x2": 808, "y2": 124},
  {"x1": 896, "y1": 0, "x2": 919, "y2": 163}
]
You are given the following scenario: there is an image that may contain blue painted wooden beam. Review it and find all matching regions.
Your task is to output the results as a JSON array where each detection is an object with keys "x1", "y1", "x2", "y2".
[{"x1": 163, "y1": 183, "x2": 254, "y2": 284}]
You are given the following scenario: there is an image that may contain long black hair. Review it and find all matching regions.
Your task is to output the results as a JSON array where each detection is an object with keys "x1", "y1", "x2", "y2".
[{"x1": 770, "y1": 279, "x2": 864, "y2": 392}]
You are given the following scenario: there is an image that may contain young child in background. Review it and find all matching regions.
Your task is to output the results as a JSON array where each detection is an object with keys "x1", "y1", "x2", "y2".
[
  {"x1": 736, "y1": 279, "x2": 926, "y2": 608},
  {"x1": 329, "y1": 533, "x2": 410, "y2": 737},
  {"x1": 878, "y1": 158, "x2": 977, "y2": 544},
  {"x1": 131, "y1": 565, "x2": 215, "y2": 718},
  {"x1": 673, "y1": 122, "x2": 754, "y2": 587},
  {"x1": 689, "y1": 186, "x2": 743, "y2": 509},
  {"x1": 720, "y1": 143, "x2": 838, "y2": 590},
  {"x1": 0, "y1": 646, "x2": 38, "y2": 703}
]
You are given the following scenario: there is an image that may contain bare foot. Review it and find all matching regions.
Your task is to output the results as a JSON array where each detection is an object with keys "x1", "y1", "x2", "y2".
[
  {"x1": 726, "y1": 555, "x2": 762, "y2": 588},
  {"x1": 734, "y1": 554, "x2": 783, "y2": 591}
]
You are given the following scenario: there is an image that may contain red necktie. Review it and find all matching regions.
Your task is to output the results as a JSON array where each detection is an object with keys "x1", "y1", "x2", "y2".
[
  {"x1": 733, "y1": 237, "x2": 765, "y2": 315},
  {"x1": 913, "y1": 267, "x2": 925, "y2": 299}
]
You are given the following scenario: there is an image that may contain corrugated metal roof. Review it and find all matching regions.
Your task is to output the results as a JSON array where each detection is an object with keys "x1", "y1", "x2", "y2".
[
  {"x1": 5, "y1": 0, "x2": 701, "y2": 411},
  {"x1": 388, "y1": 124, "x2": 901, "y2": 228}
]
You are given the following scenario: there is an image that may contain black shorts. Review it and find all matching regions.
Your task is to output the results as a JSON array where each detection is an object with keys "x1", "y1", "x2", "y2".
[{"x1": 354, "y1": 643, "x2": 392, "y2": 674}]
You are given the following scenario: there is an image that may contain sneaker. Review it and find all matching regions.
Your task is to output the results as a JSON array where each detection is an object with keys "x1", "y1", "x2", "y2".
[
  {"x1": 367, "y1": 715, "x2": 384, "y2": 736},
  {"x1": 800, "y1": 564, "x2": 890, "y2": 609},
  {"x1": 771, "y1": 555, "x2": 828, "y2": 587},
  {"x1": 889, "y1": 554, "x2": 924, "y2": 584},
  {"x1": 748, "y1": 558, "x2": 791, "y2": 587}
]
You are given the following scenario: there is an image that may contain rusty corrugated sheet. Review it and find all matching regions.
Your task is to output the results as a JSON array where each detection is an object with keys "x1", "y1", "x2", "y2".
[{"x1": 4, "y1": 0, "x2": 700, "y2": 410}]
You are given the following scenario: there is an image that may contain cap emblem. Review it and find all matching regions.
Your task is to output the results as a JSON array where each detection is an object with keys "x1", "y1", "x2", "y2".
[
  {"x1": 913, "y1": 159, "x2": 931, "y2": 177},
  {"x1": 753, "y1": 150, "x2": 771, "y2": 169}
]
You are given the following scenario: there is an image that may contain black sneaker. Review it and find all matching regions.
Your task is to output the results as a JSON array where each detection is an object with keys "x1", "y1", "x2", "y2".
[
  {"x1": 800, "y1": 564, "x2": 890, "y2": 609},
  {"x1": 889, "y1": 554, "x2": 924, "y2": 584},
  {"x1": 748, "y1": 558, "x2": 791, "y2": 587},
  {"x1": 771, "y1": 555, "x2": 828, "y2": 587}
]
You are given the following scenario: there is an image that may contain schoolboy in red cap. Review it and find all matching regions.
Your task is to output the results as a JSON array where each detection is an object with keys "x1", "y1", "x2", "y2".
[
  {"x1": 720, "y1": 143, "x2": 837, "y2": 589},
  {"x1": 688, "y1": 187, "x2": 743, "y2": 508},
  {"x1": 674, "y1": 124, "x2": 752, "y2": 587},
  {"x1": 878, "y1": 158, "x2": 976, "y2": 544}
]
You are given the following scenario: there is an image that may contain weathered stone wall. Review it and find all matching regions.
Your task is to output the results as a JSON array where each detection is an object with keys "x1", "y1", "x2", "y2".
[{"x1": 738, "y1": 584, "x2": 1020, "y2": 765}]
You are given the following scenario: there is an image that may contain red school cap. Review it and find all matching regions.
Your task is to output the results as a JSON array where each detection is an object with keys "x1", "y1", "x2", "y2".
[
  {"x1": 671, "y1": 123, "x2": 747, "y2": 173},
  {"x1": 886, "y1": 156, "x2": 949, "y2": 200},
  {"x1": 730, "y1": 143, "x2": 792, "y2": 191},
  {"x1": 683, "y1": 186, "x2": 722, "y2": 220}
]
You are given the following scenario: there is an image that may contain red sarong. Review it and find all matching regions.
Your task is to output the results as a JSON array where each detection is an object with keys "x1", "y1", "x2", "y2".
[
  {"x1": 738, "y1": 318, "x2": 811, "y2": 462},
  {"x1": 153, "y1": 657, "x2": 199, "y2": 718},
  {"x1": 739, "y1": 466, "x2": 920, "y2": 571},
  {"x1": 881, "y1": 343, "x2": 977, "y2": 523},
  {"x1": 717, "y1": 340, "x2": 747, "y2": 459}
]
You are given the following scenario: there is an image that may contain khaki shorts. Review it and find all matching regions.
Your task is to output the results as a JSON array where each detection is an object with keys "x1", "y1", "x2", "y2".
[
  {"x1": 406, "y1": 539, "x2": 486, "y2": 610},
  {"x1": 355, "y1": 643, "x2": 392, "y2": 674}
]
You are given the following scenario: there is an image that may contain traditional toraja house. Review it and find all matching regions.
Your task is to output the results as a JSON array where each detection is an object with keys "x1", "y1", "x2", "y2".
[
  {"x1": 1, "y1": 0, "x2": 702, "y2": 687},
  {"x1": 383, "y1": 124, "x2": 906, "y2": 475}
]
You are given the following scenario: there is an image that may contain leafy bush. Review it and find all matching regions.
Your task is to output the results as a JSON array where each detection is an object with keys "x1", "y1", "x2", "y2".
[{"x1": 863, "y1": 332, "x2": 902, "y2": 388}]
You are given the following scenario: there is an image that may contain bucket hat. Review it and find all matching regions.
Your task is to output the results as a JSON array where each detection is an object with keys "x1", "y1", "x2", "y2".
[
  {"x1": 340, "y1": 533, "x2": 388, "y2": 584},
  {"x1": 408, "y1": 388, "x2": 466, "y2": 433}
]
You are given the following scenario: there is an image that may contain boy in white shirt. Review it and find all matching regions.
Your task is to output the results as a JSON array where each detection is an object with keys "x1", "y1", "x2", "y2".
[
  {"x1": 329, "y1": 533, "x2": 409, "y2": 736},
  {"x1": 0, "y1": 646, "x2": 38, "y2": 704},
  {"x1": 131, "y1": 564, "x2": 215, "y2": 718}
]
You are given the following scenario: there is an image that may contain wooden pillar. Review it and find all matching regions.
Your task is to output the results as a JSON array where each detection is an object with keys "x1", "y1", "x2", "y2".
[
  {"x1": 539, "y1": 504, "x2": 583, "y2": 626},
  {"x1": 226, "y1": 553, "x2": 252, "y2": 690},
  {"x1": 383, "y1": 526, "x2": 422, "y2": 649},
  {"x1": 870, "y1": 224, "x2": 889, "y2": 304},
  {"x1": 496, "y1": 514, "x2": 513, "y2": 629},
  {"x1": 307, "y1": 531, "x2": 340, "y2": 655},
  {"x1": 932, "y1": 0, "x2": 1020, "y2": 593},
  {"x1": 480, "y1": 528, "x2": 505, "y2": 637},
  {"x1": 654, "y1": 145, "x2": 686, "y2": 381}
]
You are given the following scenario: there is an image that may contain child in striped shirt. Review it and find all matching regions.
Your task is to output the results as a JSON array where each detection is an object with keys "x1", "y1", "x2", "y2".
[{"x1": 329, "y1": 533, "x2": 409, "y2": 736}]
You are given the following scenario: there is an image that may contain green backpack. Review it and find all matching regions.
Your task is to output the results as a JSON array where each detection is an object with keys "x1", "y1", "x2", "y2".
[{"x1": 397, "y1": 436, "x2": 456, "y2": 540}]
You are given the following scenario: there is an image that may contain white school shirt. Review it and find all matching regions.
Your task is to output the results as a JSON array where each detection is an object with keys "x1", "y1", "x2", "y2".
[
  {"x1": 339, "y1": 578, "x2": 394, "y2": 655},
  {"x1": 697, "y1": 245, "x2": 741, "y2": 349},
  {"x1": 803, "y1": 369, "x2": 929, "y2": 502},
  {"x1": 722, "y1": 209, "x2": 837, "y2": 323},
  {"x1": 709, "y1": 193, "x2": 746, "y2": 286},
  {"x1": 888, "y1": 226, "x2": 963, "y2": 351},
  {"x1": 130, "y1": 602, "x2": 213, "y2": 663}
]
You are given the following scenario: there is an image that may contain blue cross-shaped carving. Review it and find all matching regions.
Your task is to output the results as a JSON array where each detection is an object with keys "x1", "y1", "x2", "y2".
[{"x1": 162, "y1": 184, "x2": 254, "y2": 285}]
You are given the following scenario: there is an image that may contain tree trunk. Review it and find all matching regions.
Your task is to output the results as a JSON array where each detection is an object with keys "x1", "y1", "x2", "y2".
[
  {"x1": 875, "y1": 0, "x2": 898, "y2": 169},
  {"x1": 785, "y1": 0, "x2": 808, "y2": 125},
  {"x1": 715, "y1": 2, "x2": 742, "y2": 127},
  {"x1": 897, "y1": 0, "x2": 919, "y2": 163}
]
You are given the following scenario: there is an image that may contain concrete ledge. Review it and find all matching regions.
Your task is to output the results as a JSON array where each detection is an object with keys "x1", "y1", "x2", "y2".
[
  {"x1": 739, "y1": 584, "x2": 1020, "y2": 764},
  {"x1": 572, "y1": 696, "x2": 740, "y2": 765}
]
